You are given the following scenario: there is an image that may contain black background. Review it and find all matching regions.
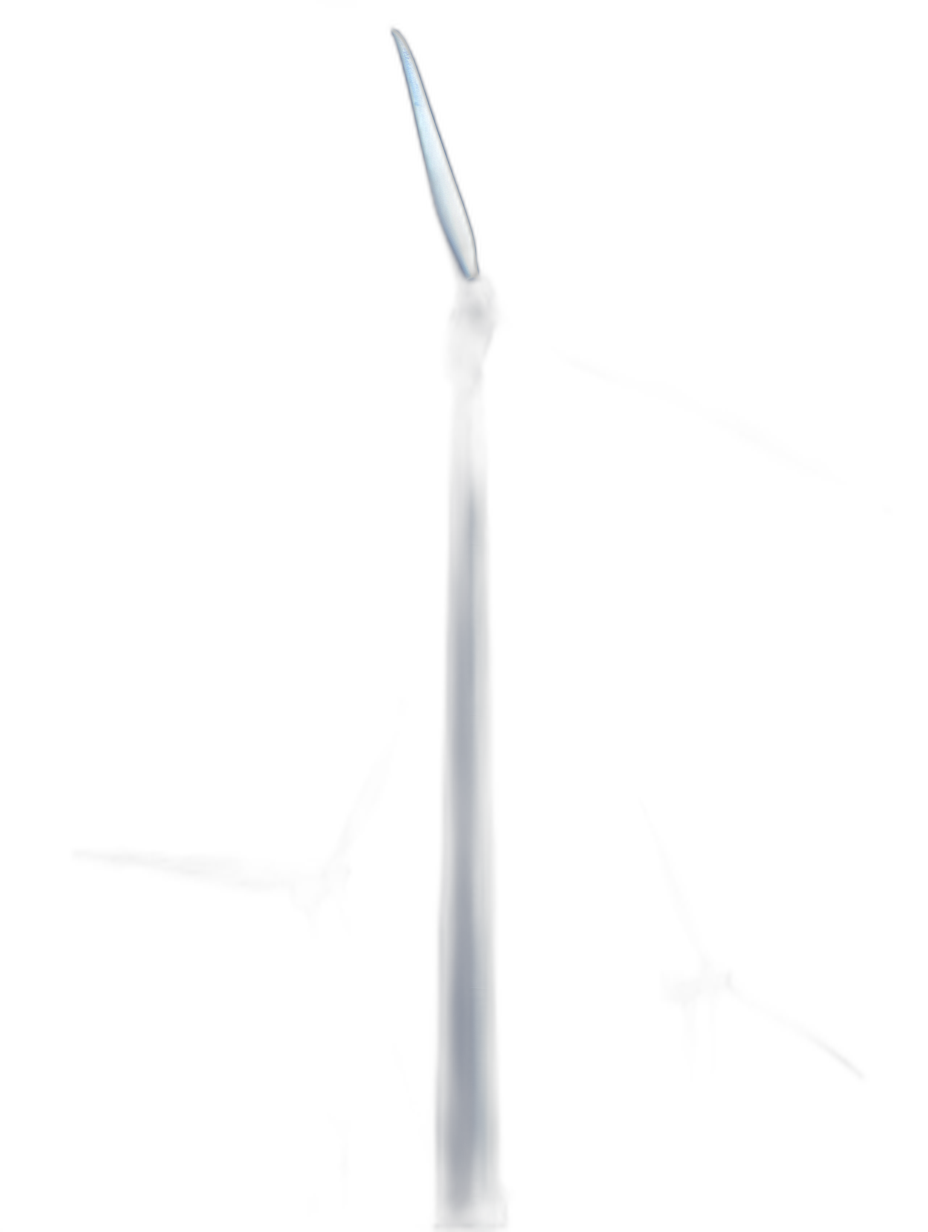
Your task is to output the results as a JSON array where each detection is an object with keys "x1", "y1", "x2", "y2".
[{"x1": 32, "y1": 4, "x2": 916, "y2": 1227}]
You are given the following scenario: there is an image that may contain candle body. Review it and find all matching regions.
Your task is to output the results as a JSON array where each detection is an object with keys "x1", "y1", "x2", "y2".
[{"x1": 436, "y1": 280, "x2": 503, "y2": 1227}]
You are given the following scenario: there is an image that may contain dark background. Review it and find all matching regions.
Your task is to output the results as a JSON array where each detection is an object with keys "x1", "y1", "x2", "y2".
[{"x1": 32, "y1": 9, "x2": 916, "y2": 1232}]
